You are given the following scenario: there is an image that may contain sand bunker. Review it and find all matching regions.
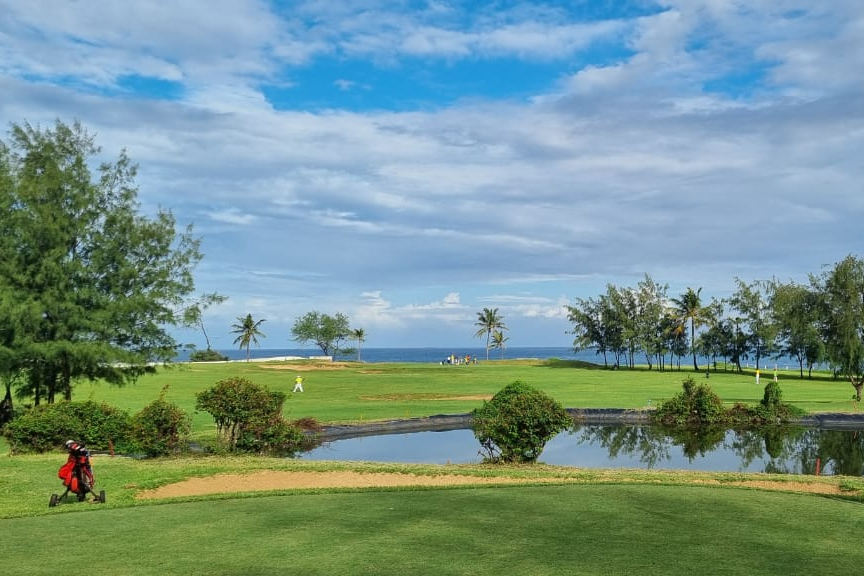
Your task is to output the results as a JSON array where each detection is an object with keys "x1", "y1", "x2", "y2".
[
  {"x1": 136, "y1": 470, "x2": 855, "y2": 500},
  {"x1": 136, "y1": 470, "x2": 549, "y2": 499}
]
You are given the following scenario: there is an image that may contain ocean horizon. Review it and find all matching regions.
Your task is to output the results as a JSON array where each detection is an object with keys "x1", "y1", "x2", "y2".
[
  {"x1": 177, "y1": 346, "x2": 810, "y2": 370},
  {"x1": 178, "y1": 346, "x2": 585, "y2": 364}
]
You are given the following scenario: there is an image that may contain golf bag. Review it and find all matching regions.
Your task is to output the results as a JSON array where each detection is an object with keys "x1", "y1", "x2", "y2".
[{"x1": 49, "y1": 440, "x2": 105, "y2": 507}]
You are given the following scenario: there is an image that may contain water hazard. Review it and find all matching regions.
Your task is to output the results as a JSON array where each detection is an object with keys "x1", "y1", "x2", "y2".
[{"x1": 302, "y1": 425, "x2": 864, "y2": 476}]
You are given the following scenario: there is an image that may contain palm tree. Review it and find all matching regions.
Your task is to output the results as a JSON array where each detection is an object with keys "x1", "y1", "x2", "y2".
[
  {"x1": 230, "y1": 314, "x2": 266, "y2": 361},
  {"x1": 671, "y1": 287, "x2": 705, "y2": 371},
  {"x1": 474, "y1": 307, "x2": 507, "y2": 360},
  {"x1": 351, "y1": 328, "x2": 366, "y2": 361},
  {"x1": 491, "y1": 329, "x2": 509, "y2": 359}
]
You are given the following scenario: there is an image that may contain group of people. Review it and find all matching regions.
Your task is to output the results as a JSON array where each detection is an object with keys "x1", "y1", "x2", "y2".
[
  {"x1": 754, "y1": 366, "x2": 780, "y2": 385},
  {"x1": 441, "y1": 354, "x2": 477, "y2": 365}
]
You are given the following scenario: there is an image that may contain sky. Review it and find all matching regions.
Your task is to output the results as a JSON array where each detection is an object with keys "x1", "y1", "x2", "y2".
[{"x1": 1, "y1": 1, "x2": 863, "y2": 350}]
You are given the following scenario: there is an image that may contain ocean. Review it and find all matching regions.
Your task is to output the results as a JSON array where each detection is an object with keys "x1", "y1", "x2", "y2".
[
  {"x1": 179, "y1": 346, "x2": 587, "y2": 363},
  {"x1": 177, "y1": 346, "x2": 809, "y2": 370}
]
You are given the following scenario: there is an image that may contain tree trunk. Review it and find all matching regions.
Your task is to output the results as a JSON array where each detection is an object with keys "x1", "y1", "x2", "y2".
[
  {"x1": 690, "y1": 321, "x2": 698, "y2": 371},
  {"x1": 63, "y1": 363, "x2": 72, "y2": 402},
  {"x1": 0, "y1": 383, "x2": 13, "y2": 427},
  {"x1": 851, "y1": 376, "x2": 863, "y2": 402},
  {"x1": 201, "y1": 320, "x2": 212, "y2": 350}
]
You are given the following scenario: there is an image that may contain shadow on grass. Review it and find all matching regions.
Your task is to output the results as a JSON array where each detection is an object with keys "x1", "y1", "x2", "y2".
[
  {"x1": 543, "y1": 359, "x2": 697, "y2": 373},
  {"x1": 544, "y1": 359, "x2": 613, "y2": 370}
]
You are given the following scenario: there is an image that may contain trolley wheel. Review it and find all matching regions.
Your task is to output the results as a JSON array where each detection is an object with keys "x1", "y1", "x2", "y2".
[
  {"x1": 97, "y1": 490, "x2": 106, "y2": 503},
  {"x1": 49, "y1": 494, "x2": 59, "y2": 508}
]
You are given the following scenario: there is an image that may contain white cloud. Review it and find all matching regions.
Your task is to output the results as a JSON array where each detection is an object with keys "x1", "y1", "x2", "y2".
[
  {"x1": 206, "y1": 209, "x2": 257, "y2": 226},
  {"x1": 2, "y1": 0, "x2": 863, "y2": 349}
]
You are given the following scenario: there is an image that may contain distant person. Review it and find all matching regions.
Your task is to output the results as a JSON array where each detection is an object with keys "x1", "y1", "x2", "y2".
[
  {"x1": 773, "y1": 366, "x2": 778, "y2": 382},
  {"x1": 293, "y1": 374, "x2": 304, "y2": 393},
  {"x1": 755, "y1": 369, "x2": 760, "y2": 386}
]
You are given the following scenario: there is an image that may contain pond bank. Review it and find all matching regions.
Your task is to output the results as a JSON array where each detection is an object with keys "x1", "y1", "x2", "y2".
[{"x1": 317, "y1": 409, "x2": 864, "y2": 441}]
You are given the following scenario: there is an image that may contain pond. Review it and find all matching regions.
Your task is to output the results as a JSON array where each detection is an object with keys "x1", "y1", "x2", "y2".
[{"x1": 301, "y1": 425, "x2": 864, "y2": 476}]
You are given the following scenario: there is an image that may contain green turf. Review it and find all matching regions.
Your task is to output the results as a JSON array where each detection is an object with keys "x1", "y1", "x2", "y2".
[
  {"x1": 70, "y1": 359, "x2": 862, "y2": 435},
  {"x1": 3, "y1": 483, "x2": 863, "y2": 576}
]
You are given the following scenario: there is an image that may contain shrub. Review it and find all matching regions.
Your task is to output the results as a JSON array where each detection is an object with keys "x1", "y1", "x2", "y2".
[
  {"x1": 654, "y1": 378, "x2": 806, "y2": 428},
  {"x1": 188, "y1": 349, "x2": 229, "y2": 362},
  {"x1": 196, "y1": 377, "x2": 304, "y2": 455},
  {"x1": 761, "y1": 381, "x2": 783, "y2": 410},
  {"x1": 752, "y1": 381, "x2": 806, "y2": 423},
  {"x1": 2, "y1": 401, "x2": 132, "y2": 453},
  {"x1": 653, "y1": 377, "x2": 726, "y2": 427},
  {"x1": 472, "y1": 380, "x2": 572, "y2": 463},
  {"x1": 236, "y1": 413, "x2": 306, "y2": 455},
  {"x1": 131, "y1": 386, "x2": 192, "y2": 456}
]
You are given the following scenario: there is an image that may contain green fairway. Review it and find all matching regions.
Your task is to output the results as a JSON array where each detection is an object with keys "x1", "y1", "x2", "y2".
[
  {"x1": 69, "y1": 359, "x2": 863, "y2": 440},
  {"x1": 4, "y1": 482, "x2": 863, "y2": 576}
]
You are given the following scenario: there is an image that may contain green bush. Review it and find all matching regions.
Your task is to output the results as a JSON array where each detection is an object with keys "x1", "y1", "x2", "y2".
[
  {"x1": 131, "y1": 386, "x2": 192, "y2": 456},
  {"x1": 196, "y1": 376, "x2": 305, "y2": 455},
  {"x1": 654, "y1": 378, "x2": 806, "y2": 428},
  {"x1": 761, "y1": 381, "x2": 783, "y2": 410},
  {"x1": 472, "y1": 380, "x2": 572, "y2": 463},
  {"x1": 752, "y1": 381, "x2": 806, "y2": 423},
  {"x1": 188, "y1": 349, "x2": 229, "y2": 362},
  {"x1": 236, "y1": 413, "x2": 306, "y2": 455},
  {"x1": 2, "y1": 401, "x2": 133, "y2": 453},
  {"x1": 653, "y1": 377, "x2": 726, "y2": 427}
]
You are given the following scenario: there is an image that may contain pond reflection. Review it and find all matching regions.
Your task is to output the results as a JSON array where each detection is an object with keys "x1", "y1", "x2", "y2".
[{"x1": 302, "y1": 425, "x2": 864, "y2": 476}]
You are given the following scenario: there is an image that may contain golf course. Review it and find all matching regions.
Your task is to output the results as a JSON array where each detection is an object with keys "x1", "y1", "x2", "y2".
[{"x1": 3, "y1": 358, "x2": 864, "y2": 575}]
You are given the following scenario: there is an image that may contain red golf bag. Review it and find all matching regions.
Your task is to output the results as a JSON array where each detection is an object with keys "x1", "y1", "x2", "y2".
[{"x1": 49, "y1": 441, "x2": 105, "y2": 507}]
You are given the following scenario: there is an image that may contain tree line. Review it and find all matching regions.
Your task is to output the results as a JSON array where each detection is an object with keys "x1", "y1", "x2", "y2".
[{"x1": 567, "y1": 258, "x2": 864, "y2": 401}]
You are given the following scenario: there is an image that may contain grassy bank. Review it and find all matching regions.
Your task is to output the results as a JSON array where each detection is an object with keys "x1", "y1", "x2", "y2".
[{"x1": 2, "y1": 456, "x2": 863, "y2": 575}]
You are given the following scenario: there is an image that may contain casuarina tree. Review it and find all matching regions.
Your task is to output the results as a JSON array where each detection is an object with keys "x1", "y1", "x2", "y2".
[{"x1": 0, "y1": 119, "x2": 202, "y2": 406}]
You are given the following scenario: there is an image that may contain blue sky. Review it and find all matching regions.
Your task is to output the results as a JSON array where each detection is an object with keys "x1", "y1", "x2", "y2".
[{"x1": 2, "y1": 1, "x2": 863, "y2": 350}]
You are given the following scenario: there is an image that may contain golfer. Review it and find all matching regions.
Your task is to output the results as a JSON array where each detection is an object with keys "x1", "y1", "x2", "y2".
[{"x1": 293, "y1": 374, "x2": 304, "y2": 393}]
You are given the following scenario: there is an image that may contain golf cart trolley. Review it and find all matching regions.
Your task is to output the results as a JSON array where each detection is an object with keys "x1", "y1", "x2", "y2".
[{"x1": 49, "y1": 440, "x2": 106, "y2": 507}]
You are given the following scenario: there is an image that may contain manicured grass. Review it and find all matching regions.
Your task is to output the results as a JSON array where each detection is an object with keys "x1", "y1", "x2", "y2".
[
  {"x1": 70, "y1": 359, "x2": 862, "y2": 438},
  {"x1": 3, "y1": 361, "x2": 863, "y2": 576},
  {"x1": 6, "y1": 358, "x2": 856, "y2": 460},
  {"x1": 3, "y1": 480, "x2": 864, "y2": 575}
]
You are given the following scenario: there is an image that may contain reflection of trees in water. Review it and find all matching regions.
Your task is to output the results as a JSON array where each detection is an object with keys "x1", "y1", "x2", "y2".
[
  {"x1": 575, "y1": 425, "x2": 725, "y2": 466},
  {"x1": 795, "y1": 429, "x2": 864, "y2": 476},
  {"x1": 574, "y1": 425, "x2": 671, "y2": 468},
  {"x1": 725, "y1": 427, "x2": 806, "y2": 474},
  {"x1": 575, "y1": 425, "x2": 864, "y2": 475},
  {"x1": 663, "y1": 426, "x2": 725, "y2": 460}
]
